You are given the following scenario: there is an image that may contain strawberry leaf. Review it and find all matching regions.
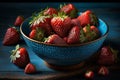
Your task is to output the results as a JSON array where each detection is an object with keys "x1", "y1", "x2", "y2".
[
  {"x1": 80, "y1": 29, "x2": 87, "y2": 43},
  {"x1": 10, "y1": 44, "x2": 20, "y2": 62},
  {"x1": 110, "y1": 47, "x2": 119, "y2": 63}
]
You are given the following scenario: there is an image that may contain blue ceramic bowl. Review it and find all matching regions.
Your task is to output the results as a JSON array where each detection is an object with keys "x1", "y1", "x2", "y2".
[{"x1": 20, "y1": 17, "x2": 109, "y2": 66}]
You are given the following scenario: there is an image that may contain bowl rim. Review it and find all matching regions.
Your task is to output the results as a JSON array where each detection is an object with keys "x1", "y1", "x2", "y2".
[{"x1": 20, "y1": 17, "x2": 109, "y2": 47}]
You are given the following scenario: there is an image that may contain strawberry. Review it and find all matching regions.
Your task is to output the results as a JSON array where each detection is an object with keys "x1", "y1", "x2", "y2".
[
  {"x1": 85, "y1": 70, "x2": 94, "y2": 79},
  {"x1": 71, "y1": 18, "x2": 81, "y2": 27},
  {"x1": 24, "y1": 63, "x2": 36, "y2": 74},
  {"x1": 83, "y1": 25, "x2": 100, "y2": 41},
  {"x1": 14, "y1": 15, "x2": 24, "y2": 26},
  {"x1": 29, "y1": 13, "x2": 53, "y2": 36},
  {"x1": 98, "y1": 46, "x2": 118, "y2": 65},
  {"x1": 44, "y1": 34, "x2": 67, "y2": 45},
  {"x1": 44, "y1": 7, "x2": 58, "y2": 16},
  {"x1": 98, "y1": 66, "x2": 109, "y2": 76},
  {"x1": 51, "y1": 12, "x2": 72, "y2": 38},
  {"x1": 10, "y1": 45, "x2": 30, "y2": 68},
  {"x1": 2, "y1": 27, "x2": 20, "y2": 46},
  {"x1": 77, "y1": 10, "x2": 99, "y2": 27},
  {"x1": 67, "y1": 26, "x2": 80, "y2": 44},
  {"x1": 60, "y1": 3, "x2": 78, "y2": 18},
  {"x1": 29, "y1": 27, "x2": 45, "y2": 41}
]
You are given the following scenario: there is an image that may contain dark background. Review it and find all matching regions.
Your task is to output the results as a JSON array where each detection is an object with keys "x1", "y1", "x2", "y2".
[{"x1": 0, "y1": 1, "x2": 120, "y2": 80}]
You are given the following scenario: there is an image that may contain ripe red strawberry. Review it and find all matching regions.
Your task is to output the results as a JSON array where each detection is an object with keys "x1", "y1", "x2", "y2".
[
  {"x1": 60, "y1": 3, "x2": 78, "y2": 18},
  {"x1": 44, "y1": 7, "x2": 58, "y2": 16},
  {"x1": 98, "y1": 66, "x2": 109, "y2": 76},
  {"x1": 71, "y1": 18, "x2": 81, "y2": 27},
  {"x1": 85, "y1": 70, "x2": 94, "y2": 79},
  {"x1": 2, "y1": 27, "x2": 20, "y2": 46},
  {"x1": 29, "y1": 13, "x2": 53, "y2": 36},
  {"x1": 77, "y1": 10, "x2": 98, "y2": 27},
  {"x1": 29, "y1": 28, "x2": 44, "y2": 41},
  {"x1": 10, "y1": 45, "x2": 30, "y2": 68},
  {"x1": 67, "y1": 26, "x2": 80, "y2": 44},
  {"x1": 45, "y1": 34, "x2": 67, "y2": 45},
  {"x1": 83, "y1": 25, "x2": 100, "y2": 41},
  {"x1": 14, "y1": 15, "x2": 24, "y2": 26},
  {"x1": 98, "y1": 46, "x2": 118, "y2": 65},
  {"x1": 51, "y1": 12, "x2": 72, "y2": 38},
  {"x1": 24, "y1": 63, "x2": 36, "y2": 74}
]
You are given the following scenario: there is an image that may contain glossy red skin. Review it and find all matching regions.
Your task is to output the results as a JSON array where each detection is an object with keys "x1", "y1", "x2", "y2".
[
  {"x1": 51, "y1": 17, "x2": 72, "y2": 38},
  {"x1": 2, "y1": 27, "x2": 20, "y2": 45},
  {"x1": 60, "y1": 3, "x2": 75, "y2": 14},
  {"x1": 71, "y1": 18, "x2": 81, "y2": 27},
  {"x1": 44, "y1": 7, "x2": 58, "y2": 16},
  {"x1": 90, "y1": 26, "x2": 99, "y2": 34},
  {"x1": 29, "y1": 29, "x2": 36, "y2": 39},
  {"x1": 98, "y1": 66, "x2": 109, "y2": 76},
  {"x1": 98, "y1": 46, "x2": 115, "y2": 65},
  {"x1": 24, "y1": 63, "x2": 36, "y2": 74},
  {"x1": 14, "y1": 16, "x2": 24, "y2": 26},
  {"x1": 67, "y1": 26, "x2": 80, "y2": 44},
  {"x1": 13, "y1": 48, "x2": 30, "y2": 68},
  {"x1": 45, "y1": 34, "x2": 67, "y2": 45},
  {"x1": 77, "y1": 10, "x2": 93, "y2": 27}
]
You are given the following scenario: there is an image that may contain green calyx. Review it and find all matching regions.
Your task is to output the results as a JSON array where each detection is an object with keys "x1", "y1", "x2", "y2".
[
  {"x1": 59, "y1": 3, "x2": 66, "y2": 9},
  {"x1": 84, "y1": 24, "x2": 98, "y2": 41},
  {"x1": 90, "y1": 13, "x2": 99, "y2": 27},
  {"x1": 68, "y1": 8, "x2": 78, "y2": 18},
  {"x1": 79, "y1": 29, "x2": 87, "y2": 43},
  {"x1": 29, "y1": 11, "x2": 50, "y2": 25},
  {"x1": 10, "y1": 44, "x2": 20, "y2": 62},
  {"x1": 53, "y1": 12, "x2": 68, "y2": 21},
  {"x1": 110, "y1": 47, "x2": 119, "y2": 63},
  {"x1": 34, "y1": 27, "x2": 45, "y2": 42}
]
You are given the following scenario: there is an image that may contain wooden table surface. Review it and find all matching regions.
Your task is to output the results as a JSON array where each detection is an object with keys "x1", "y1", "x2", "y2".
[{"x1": 0, "y1": 2, "x2": 120, "y2": 80}]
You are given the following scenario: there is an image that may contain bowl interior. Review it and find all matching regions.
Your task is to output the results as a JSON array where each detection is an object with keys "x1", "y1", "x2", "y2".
[{"x1": 20, "y1": 17, "x2": 108, "y2": 46}]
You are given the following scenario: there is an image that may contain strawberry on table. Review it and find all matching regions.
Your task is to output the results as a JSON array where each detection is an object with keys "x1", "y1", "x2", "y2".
[
  {"x1": 44, "y1": 7, "x2": 58, "y2": 16},
  {"x1": 85, "y1": 70, "x2": 94, "y2": 79},
  {"x1": 24, "y1": 63, "x2": 36, "y2": 74},
  {"x1": 14, "y1": 15, "x2": 24, "y2": 26},
  {"x1": 60, "y1": 3, "x2": 78, "y2": 18},
  {"x1": 98, "y1": 66, "x2": 109, "y2": 76},
  {"x1": 44, "y1": 34, "x2": 67, "y2": 45},
  {"x1": 77, "y1": 10, "x2": 99, "y2": 27},
  {"x1": 51, "y1": 12, "x2": 72, "y2": 38},
  {"x1": 98, "y1": 46, "x2": 118, "y2": 65},
  {"x1": 29, "y1": 27, "x2": 45, "y2": 42},
  {"x1": 10, "y1": 45, "x2": 30, "y2": 68},
  {"x1": 2, "y1": 27, "x2": 20, "y2": 46}
]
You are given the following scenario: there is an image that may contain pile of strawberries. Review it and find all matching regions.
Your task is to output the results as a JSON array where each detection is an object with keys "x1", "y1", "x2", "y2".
[{"x1": 28, "y1": 3, "x2": 100, "y2": 45}]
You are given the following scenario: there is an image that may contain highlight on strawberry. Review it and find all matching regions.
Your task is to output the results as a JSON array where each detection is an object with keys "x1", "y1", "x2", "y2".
[{"x1": 10, "y1": 44, "x2": 30, "y2": 68}]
